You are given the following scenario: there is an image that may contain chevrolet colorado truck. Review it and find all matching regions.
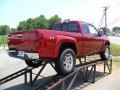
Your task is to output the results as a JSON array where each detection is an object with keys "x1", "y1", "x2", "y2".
[{"x1": 8, "y1": 20, "x2": 110, "y2": 75}]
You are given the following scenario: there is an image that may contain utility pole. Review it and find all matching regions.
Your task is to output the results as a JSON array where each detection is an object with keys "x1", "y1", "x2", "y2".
[
  {"x1": 102, "y1": 6, "x2": 109, "y2": 35},
  {"x1": 103, "y1": 6, "x2": 109, "y2": 29}
]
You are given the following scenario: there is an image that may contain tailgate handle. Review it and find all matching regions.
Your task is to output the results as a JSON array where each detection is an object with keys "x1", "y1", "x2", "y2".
[{"x1": 17, "y1": 34, "x2": 22, "y2": 37}]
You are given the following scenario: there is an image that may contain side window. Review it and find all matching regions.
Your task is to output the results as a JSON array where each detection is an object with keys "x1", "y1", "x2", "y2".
[
  {"x1": 62, "y1": 23, "x2": 67, "y2": 31},
  {"x1": 68, "y1": 23, "x2": 79, "y2": 32},
  {"x1": 88, "y1": 25, "x2": 99, "y2": 36},
  {"x1": 81, "y1": 23, "x2": 89, "y2": 34}
]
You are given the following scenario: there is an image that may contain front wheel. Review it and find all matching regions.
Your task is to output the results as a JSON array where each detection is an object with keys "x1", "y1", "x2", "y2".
[
  {"x1": 25, "y1": 60, "x2": 43, "y2": 67},
  {"x1": 100, "y1": 45, "x2": 110, "y2": 60},
  {"x1": 55, "y1": 49, "x2": 76, "y2": 75}
]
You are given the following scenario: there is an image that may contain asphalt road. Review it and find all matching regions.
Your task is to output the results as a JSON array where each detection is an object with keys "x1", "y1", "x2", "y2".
[
  {"x1": 82, "y1": 69, "x2": 120, "y2": 90},
  {"x1": 0, "y1": 50, "x2": 57, "y2": 90},
  {"x1": 0, "y1": 50, "x2": 120, "y2": 90}
]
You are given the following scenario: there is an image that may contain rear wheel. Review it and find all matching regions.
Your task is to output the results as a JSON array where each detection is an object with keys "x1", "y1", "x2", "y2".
[
  {"x1": 25, "y1": 60, "x2": 43, "y2": 67},
  {"x1": 100, "y1": 45, "x2": 110, "y2": 60},
  {"x1": 55, "y1": 49, "x2": 76, "y2": 75}
]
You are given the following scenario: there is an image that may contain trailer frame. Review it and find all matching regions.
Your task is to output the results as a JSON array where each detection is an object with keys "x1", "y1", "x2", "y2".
[{"x1": 0, "y1": 57, "x2": 112, "y2": 90}]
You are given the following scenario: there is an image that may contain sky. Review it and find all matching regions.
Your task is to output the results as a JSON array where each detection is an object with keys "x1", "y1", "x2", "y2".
[{"x1": 0, "y1": 0, "x2": 120, "y2": 29}]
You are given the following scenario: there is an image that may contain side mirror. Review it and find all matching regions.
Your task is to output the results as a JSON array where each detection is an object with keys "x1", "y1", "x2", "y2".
[{"x1": 99, "y1": 30, "x2": 104, "y2": 36}]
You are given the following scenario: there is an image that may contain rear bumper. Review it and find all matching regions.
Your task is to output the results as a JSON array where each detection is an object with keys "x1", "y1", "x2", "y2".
[{"x1": 8, "y1": 50, "x2": 39, "y2": 60}]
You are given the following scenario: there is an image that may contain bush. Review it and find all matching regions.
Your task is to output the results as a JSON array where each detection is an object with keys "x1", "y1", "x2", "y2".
[{"x1": 0, "y1": 36, "x2": 7, "y2": 46}]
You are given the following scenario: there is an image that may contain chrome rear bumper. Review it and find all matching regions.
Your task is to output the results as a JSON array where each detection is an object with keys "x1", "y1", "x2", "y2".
[{"x1": 8, "y1": 50, "x2": 39, "y2": 60}]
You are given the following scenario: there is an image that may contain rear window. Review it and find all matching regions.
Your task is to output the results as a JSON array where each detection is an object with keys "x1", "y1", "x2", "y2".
[
  {"x1": 52, "y1": 23, "x2": 61, "y2": 30},
  {"x1": 68, "y1": 23, "x2": 79, "y2": 32},
  {"x1": 52, "y1": 22, "x2": 79, "y2": 32},
  {"x1": 62, "y1": 23, "x2": 67, "y2": 31}
]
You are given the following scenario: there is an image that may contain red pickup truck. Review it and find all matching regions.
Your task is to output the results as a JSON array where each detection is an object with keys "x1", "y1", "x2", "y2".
[{"x1": 8, "y1": 20, "x2": 110, "y2": 75}]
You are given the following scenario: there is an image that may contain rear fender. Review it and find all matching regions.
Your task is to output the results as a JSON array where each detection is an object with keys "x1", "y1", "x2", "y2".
[{"x1": 53, "y1": 35, "x2": 77, "y2": 58}]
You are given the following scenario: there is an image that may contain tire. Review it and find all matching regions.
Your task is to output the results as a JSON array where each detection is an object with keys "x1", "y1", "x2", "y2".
[
  {"x1": 25, "y1": 60, "x2": 43, "y2": 68},
  {"x1": 55, "y1": 49, "x2": 76, "y2": 75},
  {"x1": 100, "y1": 45, "x2": 110, "y2": 60}
]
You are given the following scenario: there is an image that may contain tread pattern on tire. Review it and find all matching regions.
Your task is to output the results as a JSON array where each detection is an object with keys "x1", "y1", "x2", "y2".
[
  {"x1": 55, "y1": 48, "x2": 76, "y2": 75},
  {"x1": 100, "y1": 45, "x2": 110, "y2": 60}
]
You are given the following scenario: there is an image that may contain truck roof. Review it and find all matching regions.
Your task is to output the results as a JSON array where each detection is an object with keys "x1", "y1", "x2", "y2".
[{"x1": 55, "y1": 20, "x2": 88, "y2": 25}]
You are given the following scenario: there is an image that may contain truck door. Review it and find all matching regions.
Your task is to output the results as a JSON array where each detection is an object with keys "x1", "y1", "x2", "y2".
[
  {"x1": 81, "y1": 23, "x2": 103, "y2": 55},
  {"x1": 81, "y1": 22, "x2": 93, "y2": 55},
  {"x1": 88, "y1": 24, "x2": 103, "y2": 54}
]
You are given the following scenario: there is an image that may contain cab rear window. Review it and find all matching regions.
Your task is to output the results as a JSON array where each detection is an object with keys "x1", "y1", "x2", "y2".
[
  {"x1": 68, "y1": 23, "x2": 79, "y2": 32},
  {"x1": 52, "y1": 22, "x2": 79, "y2": 32},
  {"x1": 62, "y1": 23, "x2": 67, "y2": 31},
  {"x1": 62, "y1": 22, "x2": 79, "y2": 32},
  {"x1": 52, "y1": 24, "x2": 61, "y2": 30}
]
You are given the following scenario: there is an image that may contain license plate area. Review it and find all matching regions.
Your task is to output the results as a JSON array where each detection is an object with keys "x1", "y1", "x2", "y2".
[{"x1": 17, "y1": 51, "x2": 24, "y2": 57}]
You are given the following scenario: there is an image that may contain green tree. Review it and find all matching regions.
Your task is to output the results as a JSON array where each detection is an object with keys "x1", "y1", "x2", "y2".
[
  {"x1": 49, "y1": 15, "x2": 61, "y2": 29},
  {"x1": 11, "y1": 28, "x2": 16, "y2": 32},
  {"x1": 34, "y1": 15, "x2": 49, "y2": 29},
  {"x1": 17, "y1": 21, "x2": 27, "y2": 30},
  {"x1": 17, "y1": 14, "x2": 62, "y2": 31},
  {"x1": 112, "y1": 27, "x2": 120, "y2": 33},
  {"x1": 17, "y1": 15, "x2": 49, "y2": 30},
  {"x1": 0, "y1": 25, "x2": 10, "y2": 35},
  {"x1": 26, "y1": 18, "x2": 36, "y2": 29}
]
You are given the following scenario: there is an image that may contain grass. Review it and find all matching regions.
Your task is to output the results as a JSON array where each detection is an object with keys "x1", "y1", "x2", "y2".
[
  {"x1": 110, "y1": 43, "x2": 120, "y2": 68},
  {"x1": 0, "y1": 35, "x2": 7, "y2": 46},
  {"x1": 110, "y1": 43, "x2": 120, "y2": 56}
]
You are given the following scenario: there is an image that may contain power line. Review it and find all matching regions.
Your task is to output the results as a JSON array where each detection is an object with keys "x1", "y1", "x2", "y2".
[{"x1": 108, "y1": 17, "x2": 120, "y2": 25}]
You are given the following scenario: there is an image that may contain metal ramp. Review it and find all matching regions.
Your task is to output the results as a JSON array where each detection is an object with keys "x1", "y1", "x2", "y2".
[
  {"x1": 0, "y1": 57, "x2": 112, "y2": 90},
  {"x1": 0, "y1": 66, "x2": 33, "y2": 85},
  {"x1": 33, "y1": 58, "x2": 112, "y2": 90}
]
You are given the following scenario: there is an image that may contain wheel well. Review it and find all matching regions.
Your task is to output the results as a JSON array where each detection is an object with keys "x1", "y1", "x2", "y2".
[
  {"x1": 105, "y1": 41, "x2": 110, "y2": 46},
  {"x1": 59, "y1": 42, "x2": 77, "y2": 56}
]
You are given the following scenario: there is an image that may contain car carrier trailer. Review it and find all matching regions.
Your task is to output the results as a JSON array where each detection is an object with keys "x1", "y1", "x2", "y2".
[{"x1": 0, "y1": 57, "x2": 112, "y2": 90}]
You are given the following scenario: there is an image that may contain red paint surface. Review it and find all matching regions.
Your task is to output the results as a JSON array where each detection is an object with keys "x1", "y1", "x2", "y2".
[{"x1": 8, "y1": 21, "x2": 110, "y2": 60}]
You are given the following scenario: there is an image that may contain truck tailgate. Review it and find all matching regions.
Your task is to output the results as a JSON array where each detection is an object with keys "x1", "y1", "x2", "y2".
[{"x1": 8, "y1": 30, "x2": 41, "y2": 52}]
